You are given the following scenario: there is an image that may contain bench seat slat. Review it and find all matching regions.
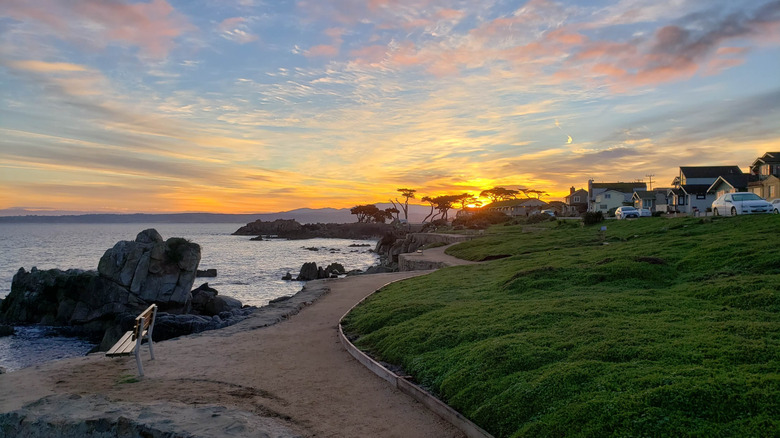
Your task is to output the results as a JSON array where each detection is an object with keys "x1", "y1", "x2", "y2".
[{"x1": 106, "y1": 331, "x2": 135, "y2": 357}]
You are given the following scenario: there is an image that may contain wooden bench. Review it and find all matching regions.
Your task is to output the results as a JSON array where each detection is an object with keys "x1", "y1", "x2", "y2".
[{"x1": 106, "y1": 304, "x2": 157, "y2": 376}]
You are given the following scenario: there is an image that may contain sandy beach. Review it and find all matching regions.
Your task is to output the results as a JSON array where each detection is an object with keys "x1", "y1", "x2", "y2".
[{"x1": 0, "y1": 246, "x2": 474, "y2": 437}]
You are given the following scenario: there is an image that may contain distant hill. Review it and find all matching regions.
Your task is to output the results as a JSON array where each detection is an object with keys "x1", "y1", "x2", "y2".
[{"x1": 0, "y1": 204, "x2": 445, "y2": 224}]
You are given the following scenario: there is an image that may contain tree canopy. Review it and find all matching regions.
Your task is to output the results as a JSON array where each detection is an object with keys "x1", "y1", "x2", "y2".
[{"x1": 480, "y1": 187, "x2": 519, "y2": 203}]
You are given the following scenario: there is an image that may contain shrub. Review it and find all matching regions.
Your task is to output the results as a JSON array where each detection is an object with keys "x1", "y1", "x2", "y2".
[
  {"x1": 452, "y1": 210, "x2": 511, "y2": 229},
  {"x1": 582, "y1": 211, "x2": 604, "y2": 225},
  {"x1": 526, "y1": 213, "x2": 556, "y2": 224}
]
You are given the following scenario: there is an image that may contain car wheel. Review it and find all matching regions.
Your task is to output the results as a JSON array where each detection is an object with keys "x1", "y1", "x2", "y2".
[
  {"x1": 713, "y1": 208, "x2": 719, "y2": 216},
  {"x1": 731, "y1": 207, "x2": 737, "y2": 216},
  {"x1": 774, "y1": 208, "x2": 779, "y2": 214}
]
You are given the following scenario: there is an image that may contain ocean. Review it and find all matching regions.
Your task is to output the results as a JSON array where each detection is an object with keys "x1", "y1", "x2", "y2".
[{"x1": 0, "y1": 222, "x2": 379, "y2": 371}]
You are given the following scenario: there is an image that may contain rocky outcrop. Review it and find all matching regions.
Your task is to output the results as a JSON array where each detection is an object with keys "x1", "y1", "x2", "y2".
[
  {"x1": 197, "y1": 268, "x2": 218, "y2": 277},
  {"x1": 294, "y1": 262, "x2": 346, "y2": 281},
  {"x1": 0, "y1": 229, "x2": 251, "y2": 351},
  {"x1": 0, "y1": 394, "x2": 301, "y2": 438},
  {"x1": 233, "y1": 219, "x2": 394, "y2": 240},
  {"x1": 374, "y1": 232, "x2": 474, "y2": 271},
  {"x1": 97, "y1": 229, "x2": 200, "y2": 314}
]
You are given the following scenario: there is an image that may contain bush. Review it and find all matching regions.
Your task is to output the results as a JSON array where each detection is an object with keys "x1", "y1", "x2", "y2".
[
  {"x1": 452, "y1": 210, "x2": 510, "y2": 229},
  {"x1": 583, "y1": 211, "x2": 604, "y2": 225},
  {"x1": 526, "y1": 213, "x2": 556, "y2": 224}
]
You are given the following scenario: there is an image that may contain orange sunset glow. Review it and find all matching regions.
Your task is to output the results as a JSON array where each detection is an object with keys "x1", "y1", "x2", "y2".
[{"x1": 1, "y1": 1, "x2": 779, "y2": 215}]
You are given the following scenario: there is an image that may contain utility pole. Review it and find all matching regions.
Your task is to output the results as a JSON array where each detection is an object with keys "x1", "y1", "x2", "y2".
[{"x1": 645, "y1": 174, "x2": 655, "y2": 191}]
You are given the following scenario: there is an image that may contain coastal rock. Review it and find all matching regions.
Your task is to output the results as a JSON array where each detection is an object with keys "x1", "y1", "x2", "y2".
[
  {"x1": 324, "y1": 263, "x2": 346, "y2": 275},
  {"x1": 295, "y1": 262, "x2": 346, "y2": 281},
  {"x1": 0, "y1": 324, "x2": 13, "y2": 337},
  {"x1": 233, "y1": 219, "x2": 394, "y2": 240},
  {"x1": 98, "y1": 231, "x2": 201, "y2": 313},
  {"x1": 281, "y1": 271, "x2": 293, "y2": 281},
  {"x1": 296, "y1": 262, "x2": 319, "y2": 281},
  {"x1": 196, "y1": 268, "x2": 218, "y2": 277},
  {"x1": 0, "y1": 229, "x2": 250, "y2": 351},
  {"x1": 205, "y1": 295, "x2": 243, "y2": 315}
]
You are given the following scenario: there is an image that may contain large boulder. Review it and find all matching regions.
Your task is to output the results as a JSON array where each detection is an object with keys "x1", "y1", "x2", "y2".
[{"x1": 98, "y1": 230, "x2": 201, "y2": 313}]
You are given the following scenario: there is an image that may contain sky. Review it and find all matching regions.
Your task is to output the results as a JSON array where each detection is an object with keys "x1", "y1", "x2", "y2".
[{"x1": 1, "y1": 0, "x2": 779, "y2": 214}]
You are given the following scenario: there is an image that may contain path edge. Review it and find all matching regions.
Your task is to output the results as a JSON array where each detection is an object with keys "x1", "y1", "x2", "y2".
[{"x1": 337, "y1": 277, "x2": 494, "y2": 438}]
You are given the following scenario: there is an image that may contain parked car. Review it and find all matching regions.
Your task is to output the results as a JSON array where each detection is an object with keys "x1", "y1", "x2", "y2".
[
  {"x1": 772, "y1": 199, "x2": 780, "y2": 214},
  {"x1": 540, "y1": 209, "x2": 556, "y2": 217},
  {"x1": 638, "y1": 208, "x2": 652, "y2": 217},
  {"x1": 711, "y1": 192, "x2": 773, "y2": 216},
  {"x1": 615, "y1": 206, "x2": 640, "y2": 219}
]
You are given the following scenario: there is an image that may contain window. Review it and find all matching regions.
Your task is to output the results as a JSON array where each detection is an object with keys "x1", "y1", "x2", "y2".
[
  {"x1": 769, "y1": 185, "x2": 776, "y2": 198},
  {"x1": 679, "y1": 197, "x2": 686, "y2": 205},
  {"x1": 599, "y1": 204, "x2": 607, "y2": 210},
  {"x1": 696, "y1": 194, "x2": 706, "y2": 200},
  {"x1": 604, "y1": 193, "x2": 611, "y2": 199},
  {"x1": 573, "y1": 196, "x2": 580, "y2": 202}
]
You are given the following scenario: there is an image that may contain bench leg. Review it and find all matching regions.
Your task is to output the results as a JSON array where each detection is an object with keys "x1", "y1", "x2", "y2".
[
  {"x1": 148, "y1": 339, "x2": 155, "y2": 361},
  {"x1": 135, "y1": 349, "x2": 144, "y2": 377}
]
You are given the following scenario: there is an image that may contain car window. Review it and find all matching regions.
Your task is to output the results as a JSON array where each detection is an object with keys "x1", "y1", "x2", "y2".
[{"x1": 733, "y1": 193, "x2": 761, "y2": 201}]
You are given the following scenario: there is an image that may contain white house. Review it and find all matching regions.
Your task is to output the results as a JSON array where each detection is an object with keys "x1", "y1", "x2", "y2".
[
  {"x1": 592, "y1": 189, "x2": 628, "y2": 214},
  {"x1": 671, "y1": 166, "x2": 744, "y2": 213},
  {"x1": 587, "y1": 180, "x2": 647, "y2": 212}
]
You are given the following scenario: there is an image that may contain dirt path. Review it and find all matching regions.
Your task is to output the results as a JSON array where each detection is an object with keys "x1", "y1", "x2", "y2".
[{"x1": 0, "y1": 271, "x2": 466, "y2": 437}]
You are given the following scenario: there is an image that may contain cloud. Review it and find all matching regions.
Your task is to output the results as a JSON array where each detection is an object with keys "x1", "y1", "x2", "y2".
[
  {"x1": 218, "y1": 16, "x2": 259, "y2": 44},
  {"x1": 2, "y1": 0, "x2": 195, "y2": 58},
  {"x1": 7, "y1": 60, "x2": 90, "y2": 73}
]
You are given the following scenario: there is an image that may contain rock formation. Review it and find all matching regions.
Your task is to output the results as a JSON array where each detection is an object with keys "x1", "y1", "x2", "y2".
[
  {"x1": 294, "y1": 262, "x2": 346, "y2": 281},
  {"x1": 0, "y1": 229, "x2": 251, "y2": 350},
  {"x1": 233, "y1": 219, "x2": 394, "y2": 240}
]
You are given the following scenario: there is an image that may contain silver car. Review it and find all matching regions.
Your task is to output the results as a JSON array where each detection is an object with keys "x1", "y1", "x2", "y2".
[
  {"x1": 615, "y1": 206, "x2": 639, "y2": 219},
  {"x1": 772, "y1": 199, "x2": 780, "y2": 214},
  {"x1": 712, "y1": 192, "x2": 773, "y2": 216}
]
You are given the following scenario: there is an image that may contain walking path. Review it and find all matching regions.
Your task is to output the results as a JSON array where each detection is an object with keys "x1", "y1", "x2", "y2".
[{"x1": 0, "y1": 246, "x2": 476, "y2": 437}]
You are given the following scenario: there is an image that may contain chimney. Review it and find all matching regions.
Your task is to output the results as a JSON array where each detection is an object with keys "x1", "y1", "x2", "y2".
[{"x1": 570, "y1": 186, "x2": 575, "y2": 195}]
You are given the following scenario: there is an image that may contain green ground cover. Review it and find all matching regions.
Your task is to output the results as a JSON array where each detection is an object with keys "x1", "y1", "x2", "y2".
[{"x1": 341, "y1": 216, "x2": 780, "y2": 437}]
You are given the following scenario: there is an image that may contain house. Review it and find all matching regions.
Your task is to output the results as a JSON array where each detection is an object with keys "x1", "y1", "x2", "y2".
[
  {"x1": 587, "y1": 180, "x2": 647, "y2": 213},
  {"x1": 484, "y1": 198, "x2": 549, "y2": 217},
  {"x1": 564, "y1": 187, "x2": 588, "y2": 215},
  {"x1": 632, "y1": 189, "x2": 669, "y2": 212},
  {"x1": 707, "y1": 174, "x2": 748, "y2": 199},
  {"x1": 748, "y1": 152, "x2": 780, "y2": 200},
  {"x1": 592, "y1": 189, "x2": 629, "y2": 214},
  {"x1": 670, "y1": 166, "x2": 744, "y2": 213}
]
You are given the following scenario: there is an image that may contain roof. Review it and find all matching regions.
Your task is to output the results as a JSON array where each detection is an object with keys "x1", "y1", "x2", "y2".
[
  {"x1": 591, "y1": 182, "x2": 647, "y2": 192},
  {"x1": 680, "y1": 166, "x2": 743, "y2": 179},
  {"x1": 485, "y1": 198, "x2": 548, "y2": 208},
  {"x1": 632, "y1": 190, "x2": 656, "y2": 200},
  {"x1": 707, "y1": 174, "x2": 749, "y2": 193},
  {"x1": 751, "y1": 152, "x2": 780, "y2": 167},
  {"x1": 680, "y1": 184, "x2": 712, "y2": 195}
]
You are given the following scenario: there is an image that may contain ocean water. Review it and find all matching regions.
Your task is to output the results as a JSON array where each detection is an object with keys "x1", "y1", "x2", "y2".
[{"x1": 0, "y1": 222, "x2": 379, "y2": 371}]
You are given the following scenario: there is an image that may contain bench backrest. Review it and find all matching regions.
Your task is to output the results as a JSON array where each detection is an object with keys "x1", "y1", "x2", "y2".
[{"x1": 132, "y1": 304, "x2": 157, "y2": 341}]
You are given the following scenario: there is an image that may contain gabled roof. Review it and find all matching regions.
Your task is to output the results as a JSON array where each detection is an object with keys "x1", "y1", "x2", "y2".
[
  {"x1": 632, "y1": 190, "x2": 656, "y2": 200},
  {"x1": 680, "y1": 166, "x2": 743, "y2": 179},
  {"x1": 680, "y1": 184, "x2": 712, "y2": 195},
  {"x1": 485, "y1": 199, "x2": 548, "y2": 208},
  {"x1": 707, "y1": 174, "x2": 749, "y2": 193},
  {"x1": 751, "y1": 152, "x2": 780, "y2": 167},
  {"x1": 591, "y1": 182, "x2": 647, "y2": 192}
]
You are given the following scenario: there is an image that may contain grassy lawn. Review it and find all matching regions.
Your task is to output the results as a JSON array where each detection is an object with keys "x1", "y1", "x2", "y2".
[{"x1": 341, "y1": 216, "x2": 780, "y2": 437}]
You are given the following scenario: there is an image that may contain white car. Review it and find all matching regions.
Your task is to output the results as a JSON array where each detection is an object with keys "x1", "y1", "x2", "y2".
[
  {"x1": 772, "y1": 199, "x2": 780, "y2": 214},
  {"x1": 615, "y1": 206, "x2": 639, "y2": 219},
  {"x1": 711, "y1": 192, "x2": 773, "y2": 216}
]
